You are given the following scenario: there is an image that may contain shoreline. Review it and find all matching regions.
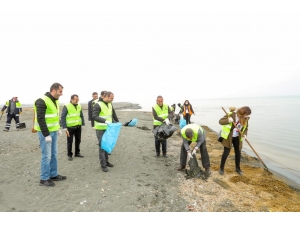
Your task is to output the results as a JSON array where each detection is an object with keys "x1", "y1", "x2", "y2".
[
  {"x1": 1, "y1": 102, "x2": 300, "y2": 212},
  {"x1": 117, "y1": 102, "x2": 300, "y2": 190}
]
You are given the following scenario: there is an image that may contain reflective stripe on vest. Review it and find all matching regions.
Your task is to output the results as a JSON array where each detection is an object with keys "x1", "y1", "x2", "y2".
[
  {"x1": 65, "y1": 103, "x2": 82, "y2": 127},
  {"x1": 34, "y1": 96, "x2": 60, "y2": 132},
  {"x1": 153, "y1": 103, "x2": 169, "y2": 126},
  {"x1": 181, "y1": 124, "x2": 203, "y2": 142},
  {"x1": 94, "y1": 101, "x2": 112, "y2": 130},
  {"x1": 221, "y1": 112, "x2": 247, "y2": 141}
]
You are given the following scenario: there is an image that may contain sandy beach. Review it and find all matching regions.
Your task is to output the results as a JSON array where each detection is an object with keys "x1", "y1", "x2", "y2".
[{"x1": 0, "y1": 102, "x2": 300, "y2": 212}]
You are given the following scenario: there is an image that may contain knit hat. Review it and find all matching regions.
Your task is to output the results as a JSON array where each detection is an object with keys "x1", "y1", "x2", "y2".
[{"x1": 229, "y1": 107, "x2": 236, "y2": 112}]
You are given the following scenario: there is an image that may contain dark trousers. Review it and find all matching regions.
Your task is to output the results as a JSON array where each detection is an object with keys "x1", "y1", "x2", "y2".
[
  {"x1": 90, "y1": 119, "x2": 95, "y2": 127},
  {"x1": 155, "y1": 136, "x2": 167, "y2": 155},
  {"x1": 96, "y1": 130, "x2": 109, "y2": 168},
  {"x1": 5, "y1": 113, "x2": 20, "y2": 130},
  {"x1": 185, "y1": 114, "x2": 191, "y2": 124},
  {"x1": 180, "y1": 140, "x2": 210, "y2": 169},
  {"x1": 67, "y1": 126, "x2": 82, "y2": 156},
  {"x1": 220, "y1": 136, "x2": 241, "y2": 170}
]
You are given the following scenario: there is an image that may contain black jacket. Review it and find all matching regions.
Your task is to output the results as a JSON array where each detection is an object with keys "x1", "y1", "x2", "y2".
[
  {"x1": 88, "y1": 97, "x2": 103, "y2": 121},
  {"x1": 152, "y1": 104, "x2": 172, "y2": 129},
  {"x1": 92, "y1": 99, "x2": 119, "y2": 123},
  {"x1": 88, "y1": 99, "x2": 94, "y2": 121},
  {"x1": 1, "y1": 99, "x2": 22, "y2": 114},
  {"x1": 35, "y1": 92, "x2": 59, "y2": 137}
]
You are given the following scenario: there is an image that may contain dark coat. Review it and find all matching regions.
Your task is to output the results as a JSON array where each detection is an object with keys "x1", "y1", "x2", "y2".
[
  {"x1": 35, "y1": 92, "x2": 59, "y2": 137},
  {"x1": 1, "y1": 99, "x2": 22, "y2": 114},
  {"x1": 60, "y1": 104, "x2": 85, "y2": 129},
  {"x1": 152, "y1": 104, "x2": 172, "y2": 129},
  {"x1": 87, "y1": 99, "x2": 94, "y2": 121},
  {"x1": 92, "y1": 99, "x2": 119, "y2": 123}
]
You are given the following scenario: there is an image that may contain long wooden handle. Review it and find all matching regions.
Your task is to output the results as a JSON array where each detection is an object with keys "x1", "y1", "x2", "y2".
[
  {"x1": 221, "y1": 107, "x2": 269, "y2": 171},
  {"x1": 31, "y1": 109, "x2": 37, "y2": 133}
]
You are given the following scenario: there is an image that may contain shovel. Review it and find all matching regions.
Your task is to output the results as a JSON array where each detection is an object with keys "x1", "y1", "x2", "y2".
[{"x1": 222, "y1": 107, "x2": 272, "y2": 174}]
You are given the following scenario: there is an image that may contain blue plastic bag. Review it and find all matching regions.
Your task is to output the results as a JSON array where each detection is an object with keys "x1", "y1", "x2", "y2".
[
  {"x1": 179, "y1": 119, "x2": 186, "y2": 129},
  {"x1": 101, "y1": 122, "x2": 122, "y2": 153},
  {"x1": 128, "y1": 118, "x2": 138, "y2": 127}
]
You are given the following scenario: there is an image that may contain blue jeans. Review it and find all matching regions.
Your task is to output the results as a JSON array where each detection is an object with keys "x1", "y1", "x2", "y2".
[{"x1": 38, "y1": 131, "x2": 58, "y2": 180}]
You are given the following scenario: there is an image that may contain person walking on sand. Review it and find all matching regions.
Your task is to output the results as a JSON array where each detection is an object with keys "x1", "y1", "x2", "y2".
[
  {"x1": 177, "y1": 124, "x2": 211, "y2": 175},
  {"x1": 92, "y1": 91, "x2": 119, "y2": 172},
  {"x1": 34, "y1": 83, "x2": 66, "y2": 187},
  {"x1": 218, "y1": 106, "x2": 251, "y2": 176},
  {"x1": 152, "y1": 95, "x2": 173, "y2": 158},
  {"x1": 182, "y1": 100, "x2": 195, "y2": 125},
  {"x1": 1, "y1": 96, "x2": 22, "y2": 131},
  {"x1": 88, "y1": 92, "x2": 98, "y2": 127},
  {"x1": 60, "y1": 94, "x2": 85, "y2": 161}
]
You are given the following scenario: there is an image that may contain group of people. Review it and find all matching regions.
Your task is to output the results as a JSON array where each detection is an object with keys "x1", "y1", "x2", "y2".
[
  {"x1": 152, "y1": 95, "x2": 251, "y2": 177},
  {"x1": 171, "y1": 100, "x2": 195, "y2": 125},
  {"x1": 32, "y1": 83, "x2": 118, "y2": 186},
  {"x1": 1, "y1": 85, "x2": 252, "y2": 187}
]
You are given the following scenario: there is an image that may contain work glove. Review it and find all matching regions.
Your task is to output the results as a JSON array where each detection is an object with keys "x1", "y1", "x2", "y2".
[
  {"x1": 58, "y1": 129, "x2": 62, "y2": 136},
  {"x1": 1, "y1": 111, "x2": 3, "y2": 114},
  {"x1": 187, "y1": 150, "x2": 193, "y2": 159},
  {"x1": 163, "y1": 118, "x2": 170, "y2": 125},
  {"x1": 45, "y1": 135, "x2": 52, "y2": 142},
  {"x1": 105, "y1": 120, "x2": 111, "y2": 124},
  {"x1": 192, "y1": 147, "x2": 198, "y2": 155},
  {"x1": 228, "y1": 117, "x2": 233, "y2": 123},
  {"x1": 19, "y1": 111, "x2": 22, "y2": 115},
  {"x1": 242, "y1": 135, "x2": 247, "y2": 141}
]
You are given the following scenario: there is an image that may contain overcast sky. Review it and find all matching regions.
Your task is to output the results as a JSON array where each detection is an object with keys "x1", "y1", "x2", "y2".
[{"x1": 1, "y1": 1, "x2": 300, "y2": 105}]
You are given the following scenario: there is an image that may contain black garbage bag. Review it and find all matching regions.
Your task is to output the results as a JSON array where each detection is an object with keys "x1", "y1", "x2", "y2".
[
  {"x1": 186, "y1": 155, "x2": 209, "y2": 180},
  {"x1": 152, "y1": 124, "x2": 178, "y2": 142}
]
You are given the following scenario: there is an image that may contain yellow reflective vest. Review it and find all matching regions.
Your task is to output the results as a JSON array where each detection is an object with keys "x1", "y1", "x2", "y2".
[
  {"x1": 181, "y1": 124, "x2": 203, "y2": 142},
  {"x1": 65, "y1": 103, "x2": 82, "y2": 127},
  {"x1": 221, "y1": 112, "x2": 247, "y2": 141},
  {"x1": 153, "y1": 103, "x2": 169, "y2": 126},
  {"x1": 94, "y1": 101, "x2": 112, "y2": 130},
  {"x1": 34, "y1": 96, "x2": 60, "y2": 132}
]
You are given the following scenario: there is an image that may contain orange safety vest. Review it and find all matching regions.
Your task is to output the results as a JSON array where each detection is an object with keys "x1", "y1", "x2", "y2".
[{"x1": 183, "y1": 105, "x2": 193, "y2": 116}]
